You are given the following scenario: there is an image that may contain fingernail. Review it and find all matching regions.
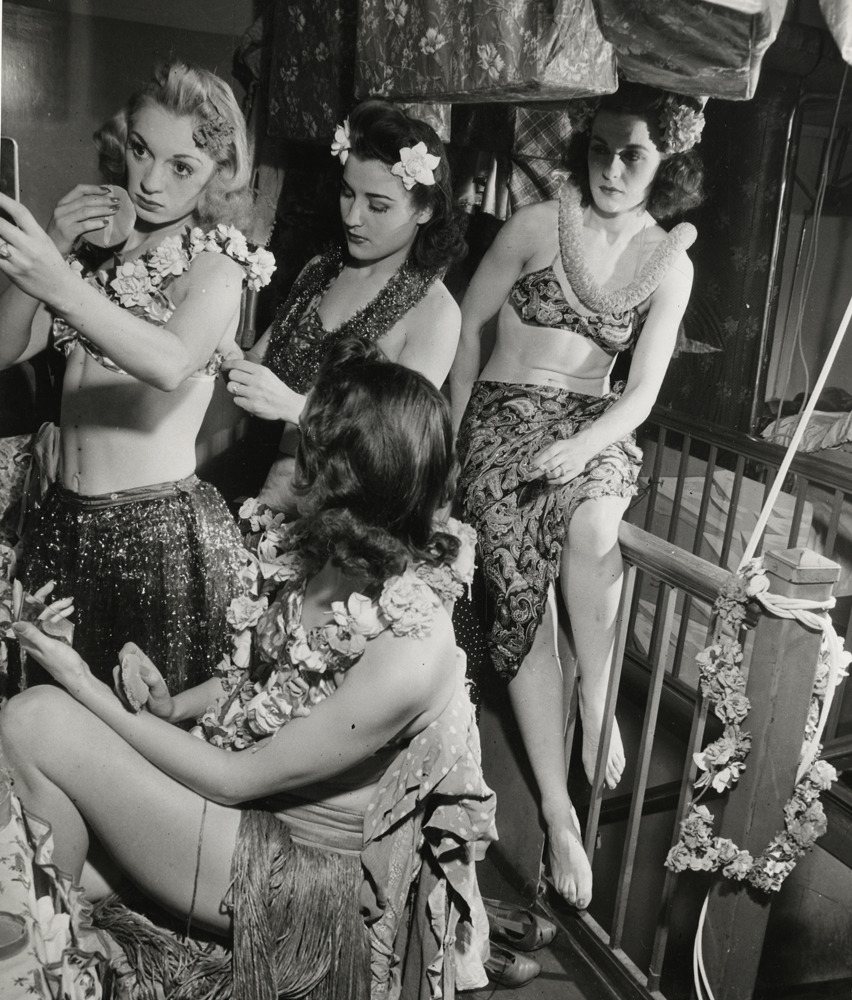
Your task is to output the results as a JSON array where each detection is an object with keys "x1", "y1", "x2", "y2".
[
  {"x1": 100, "y1": 184, "x2": 112, "y2": 192},
  {"x1": 109, "y1": 197, "x2": 120, "y2": 205},
  {"x1": 102, "y1": 218, "x2": 110, "y2": 226},
  {"x1": 11, "y1": 622, "x2": 25, "y2": 633}
]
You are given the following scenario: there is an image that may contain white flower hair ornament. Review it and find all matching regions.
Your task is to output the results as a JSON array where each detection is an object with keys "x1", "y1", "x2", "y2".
[
  {"x1": 331, "y1": 119, "x2": 351, "y2": 164},
  {"x1": 659, "y1": 95, "x2": 706, "y2": 154},
  {"x1": 391, "y1": 142, "x2": 441, "y2": 190}
]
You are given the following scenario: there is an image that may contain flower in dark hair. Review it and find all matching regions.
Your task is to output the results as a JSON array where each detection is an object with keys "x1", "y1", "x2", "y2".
[{"x1": 660, "y1": 98, "x2": 705, "y2": 154}]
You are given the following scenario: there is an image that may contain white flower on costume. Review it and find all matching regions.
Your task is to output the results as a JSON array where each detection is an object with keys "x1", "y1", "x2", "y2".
[{"x1": 391, "y1": 142, "x2": 441, "y2": 190}]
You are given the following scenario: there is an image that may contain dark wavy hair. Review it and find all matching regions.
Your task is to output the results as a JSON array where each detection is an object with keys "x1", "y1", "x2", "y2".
[
  {"x1": 345, "y1": 99, "x2": 467, "y2": 270},
  {"x1": 288, "y1": 339, "x2": 459, "y2": 590},
  {"x1": 93, "y1": 61, "x2": 255, "y2": 230},
  {"x1": 564, "y1": 82, "x2": 705, "y2": 221}
]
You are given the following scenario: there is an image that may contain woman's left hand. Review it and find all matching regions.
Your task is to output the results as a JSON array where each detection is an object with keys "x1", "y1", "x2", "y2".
[
  {"x1": 222, "y1": 358, "x2": 304, "y2": 423},
  {"x1": 531, "y1": 438, "x2": 594, "y2": 487},
  {"x1": 11, "y1": 621, "x2": 94, "y2": 697},
  {"x1": 0, "y1": 194, "x2": 78, "y2": 307}
]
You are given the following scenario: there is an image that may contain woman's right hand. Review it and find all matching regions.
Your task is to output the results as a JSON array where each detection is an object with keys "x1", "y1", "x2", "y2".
[
  {"x1": 46, "y1": 185, "x2": 121, "y2": 256},
  {"x1": 114, "y1": 642, "x2": 175, "y2": 721},
  {"x1": 223, "y1": 358, "x2": 306, "y2": 423}
]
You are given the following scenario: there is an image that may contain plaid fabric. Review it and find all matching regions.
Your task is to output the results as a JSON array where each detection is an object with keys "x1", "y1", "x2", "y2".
[
  {"x1": 508, "y1": 105, "x2": 575, "y2": 211},
  {"x1": 509, "y1": 159, "x2": 570, "y2": 211}
]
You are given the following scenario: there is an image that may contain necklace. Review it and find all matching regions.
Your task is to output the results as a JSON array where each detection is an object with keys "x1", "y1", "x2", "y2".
[
  {"x1": 266, "y1": 245, "x2": 443, "y2": 393},
  {"x1": 557, "y1": 184, "x2": 697, "y2": 315}
]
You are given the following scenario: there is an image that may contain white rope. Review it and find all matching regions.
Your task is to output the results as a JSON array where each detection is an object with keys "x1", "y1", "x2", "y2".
[{"x1": 739, "y1": 287, "x2": 852, "y2": 571}]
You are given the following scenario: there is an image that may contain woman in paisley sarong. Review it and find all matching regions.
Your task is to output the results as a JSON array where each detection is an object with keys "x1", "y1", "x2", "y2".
[
  {"x1": 450, "y1": 83, "x2": 706, "y2": 908},
  {"x1": 0, "y1": 340, "x2": 494, "y2": 1000},
  {"x1": 0, "y1": 62, "x2": 275, "y2": 690},
  {"x1": 223, "y1": 99, "x2": 466, "y2": 510}
]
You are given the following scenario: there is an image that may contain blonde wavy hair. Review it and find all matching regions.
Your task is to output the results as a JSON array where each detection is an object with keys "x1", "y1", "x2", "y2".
[{"x1": 94, "y1": 61, "x2": 255, "y2": 230}]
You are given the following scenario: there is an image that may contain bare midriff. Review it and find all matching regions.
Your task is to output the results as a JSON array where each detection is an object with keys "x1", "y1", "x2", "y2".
[
  {"x1": 59, "y1": 346, "x2": 213, "y2": 495},
  {"x1": 478, "y1": 299, "x2": 613, "y2": 398}
]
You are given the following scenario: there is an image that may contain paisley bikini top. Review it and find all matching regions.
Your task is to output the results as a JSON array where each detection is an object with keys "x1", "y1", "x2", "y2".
[
  {"x1": 51, "y1": 224, "x2": 275, "y2": 379},
  {"x1": 509, "y1": 263, "x2": 641, "y2": 355},
  {"x1": 507, "y1": 184, "x2": 698, "y2": 355}
]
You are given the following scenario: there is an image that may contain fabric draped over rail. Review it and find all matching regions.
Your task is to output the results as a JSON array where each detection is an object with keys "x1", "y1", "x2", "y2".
[{"x1": 250, "y1": 0, "x2": 795, "y2": 146}]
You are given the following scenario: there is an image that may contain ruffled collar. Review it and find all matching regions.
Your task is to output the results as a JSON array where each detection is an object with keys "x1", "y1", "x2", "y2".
[{"x1": 557, "y1": 183, "x2": 697, "y2": 316}]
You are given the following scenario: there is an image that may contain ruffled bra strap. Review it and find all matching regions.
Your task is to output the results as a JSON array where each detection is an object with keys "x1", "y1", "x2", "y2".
[{"x1": 558, "y1": 183, "x2": 697, "y2": 315}]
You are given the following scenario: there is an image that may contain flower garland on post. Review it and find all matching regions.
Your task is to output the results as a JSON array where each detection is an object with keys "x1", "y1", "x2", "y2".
[{"x1": 665, "y1": 558, "x2": 849, "y2": 892}]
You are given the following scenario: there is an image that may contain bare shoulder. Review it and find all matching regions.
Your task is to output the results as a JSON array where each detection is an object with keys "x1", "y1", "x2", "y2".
[
  {"x1": 185, "y1": 247, "x2": 245, "y2": 283},
  {"x1": 503, "y1": 199, "x2": 558, "y2": 242},
  {"x1": 408, "y1": 279, "x2": 460, "y2": 331},
  {"x1": 373, "y1": 602, "x2": 456, "y2": 674}
]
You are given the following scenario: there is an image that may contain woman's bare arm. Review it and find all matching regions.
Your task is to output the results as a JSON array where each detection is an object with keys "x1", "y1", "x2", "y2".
[
  {"x1": 0, "y1": 194, "x2": 244, "y2": 391},
  {"x1": 396, "y1": 281, "x2": 461, "y2": 388},
  {"x1": 13, "y1": 611, "x2": 458, "y2": 805},
  {"x1": 449, "y1": 205, "x2": 545, "y2": 431}
]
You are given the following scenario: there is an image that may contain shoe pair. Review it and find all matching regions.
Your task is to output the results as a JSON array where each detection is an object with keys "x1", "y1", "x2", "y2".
[{"x1": 482, "y1": 896, "x2": 558, "y2": 987}]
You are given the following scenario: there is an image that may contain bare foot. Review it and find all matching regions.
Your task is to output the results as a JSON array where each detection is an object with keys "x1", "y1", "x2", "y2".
[
  {"x1": 545, "y1": 805, "x2": 592, "y2": 909},
  {"x1": 580, "y1": 694, "x2": 626, "y2": 789}
]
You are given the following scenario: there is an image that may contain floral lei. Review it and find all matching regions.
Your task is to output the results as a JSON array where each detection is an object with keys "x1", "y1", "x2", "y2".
[
  {"x1": 665, "y1": 559, "x2": 849, "y2": 892},
  {"x1": 557, "y1": 184, "x2": 696, "y2": 317},
  {"x1": 52, "y1": 224, "x2": 276, "y2": 375},
  {"x1": 193, "y1": 500, "x2": 477, "y2": 751}
]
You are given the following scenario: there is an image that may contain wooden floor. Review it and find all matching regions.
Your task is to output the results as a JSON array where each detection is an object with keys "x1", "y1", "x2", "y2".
[{"x1": 467, "y1": 857, "x2": 616, "y2": 1000}]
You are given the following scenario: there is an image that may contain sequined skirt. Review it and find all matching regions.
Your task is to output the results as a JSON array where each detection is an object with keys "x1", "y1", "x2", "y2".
[{"x1": 20, "y1": 476, "x2": 244, "y2": 691}]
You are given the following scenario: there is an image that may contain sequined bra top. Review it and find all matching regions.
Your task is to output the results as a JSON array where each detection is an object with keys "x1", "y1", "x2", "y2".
[
  {"x1": 509, "y1": 263, "x2": 641, "y2": 355},
  {"x1": 52, "y1": 224, "x2": 275, "y2": 379},
  {"x1": 264, "y1": 245, "x2": 442, "y2": 394}
]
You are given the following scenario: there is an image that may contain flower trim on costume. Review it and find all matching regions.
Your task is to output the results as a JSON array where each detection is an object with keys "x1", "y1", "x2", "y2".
[
  {"x1": 558, "y1": 183, "x2": 696, "y2": 316},
  {"x1": 194, "y1": 506, "x2": 477, "y2": 751},
  {"x1": 52, "y1": 224, "x2": 276, "y2": 375},
  {"x1": 391, "y1": 142, "x2": 441, "y2": 190},
  {"x1": 665, "y1": 559, "x2": 849, "y2": 892}
]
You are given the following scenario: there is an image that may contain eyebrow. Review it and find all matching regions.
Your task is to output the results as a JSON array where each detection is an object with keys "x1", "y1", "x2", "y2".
[
  {"x1": 341, "y1": 180, "x2": 396, "y2": 202},
  {"x1": 590, "y1": 137, "x2": 650, "y2": 151},
  {"x1": 129, "y1": 129, "x2": 205, "y2": 165}
]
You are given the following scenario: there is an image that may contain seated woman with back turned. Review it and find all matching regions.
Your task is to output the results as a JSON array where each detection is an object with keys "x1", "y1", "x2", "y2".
[
  {"x1": 0, "y1": 61, "x2": 274, "y2": 691},
  {"x1": 0, "y1": 339, "x2": 494, "y2": 1000}
]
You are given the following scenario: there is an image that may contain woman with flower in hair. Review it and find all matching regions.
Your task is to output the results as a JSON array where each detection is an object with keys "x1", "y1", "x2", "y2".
[
  {"x1": 0, "y1": 61, "x2": 275, "y2": 691},
  {"x1": 450, "y1": 82, "x2": 705, "y2": 908},
  {"x1": 224, "y1": 98, "x2": 465, "y2": 510},
  {"x1": 1, "y1": 340, "x2": 493, "y2": 999}
]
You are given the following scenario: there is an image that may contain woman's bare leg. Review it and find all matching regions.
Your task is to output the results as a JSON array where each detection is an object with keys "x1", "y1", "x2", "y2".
[
  {"x1": 0, "y1": 686, "x2": 241, "y2": 934},
  {"x1": 507, "y1": 596, "x2": 592, "y2": 908},
  {"x1": 561, "y1": 496, "x2": 628, "y2": 790}
]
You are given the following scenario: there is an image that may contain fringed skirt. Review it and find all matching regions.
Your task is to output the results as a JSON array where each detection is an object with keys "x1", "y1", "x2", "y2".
[
  {"x1": 20, "y1": 476, "x2": 244, "y2": 692},
  {"x1": 93, "y1": 800, "x2": 371, "y2": 1000},
  {"x1": 457, "y1": 380, "x2": 643, "y2": 680}
]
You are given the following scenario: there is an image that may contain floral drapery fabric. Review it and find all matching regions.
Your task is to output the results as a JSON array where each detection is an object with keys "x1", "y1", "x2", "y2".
[{"x1": 355, "y1": 0, "x2": 616, "y2": 102}]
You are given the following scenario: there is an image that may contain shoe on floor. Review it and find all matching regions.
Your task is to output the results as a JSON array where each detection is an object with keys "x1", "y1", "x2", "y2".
[
  {"x1": 484, "y1": 942, "x2": 542, "y2": 987},
  {"x1": 483, "y1": 896, "x2": 558, "y2": 951}
]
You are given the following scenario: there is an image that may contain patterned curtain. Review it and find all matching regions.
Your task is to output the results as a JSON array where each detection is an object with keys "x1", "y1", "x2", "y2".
[
  {"x1": 355, "y1": 0, "x2": 616, "y2": 102},
  {"x1": 266, "y1": 0, "x2": 357, "y2": 141}
]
